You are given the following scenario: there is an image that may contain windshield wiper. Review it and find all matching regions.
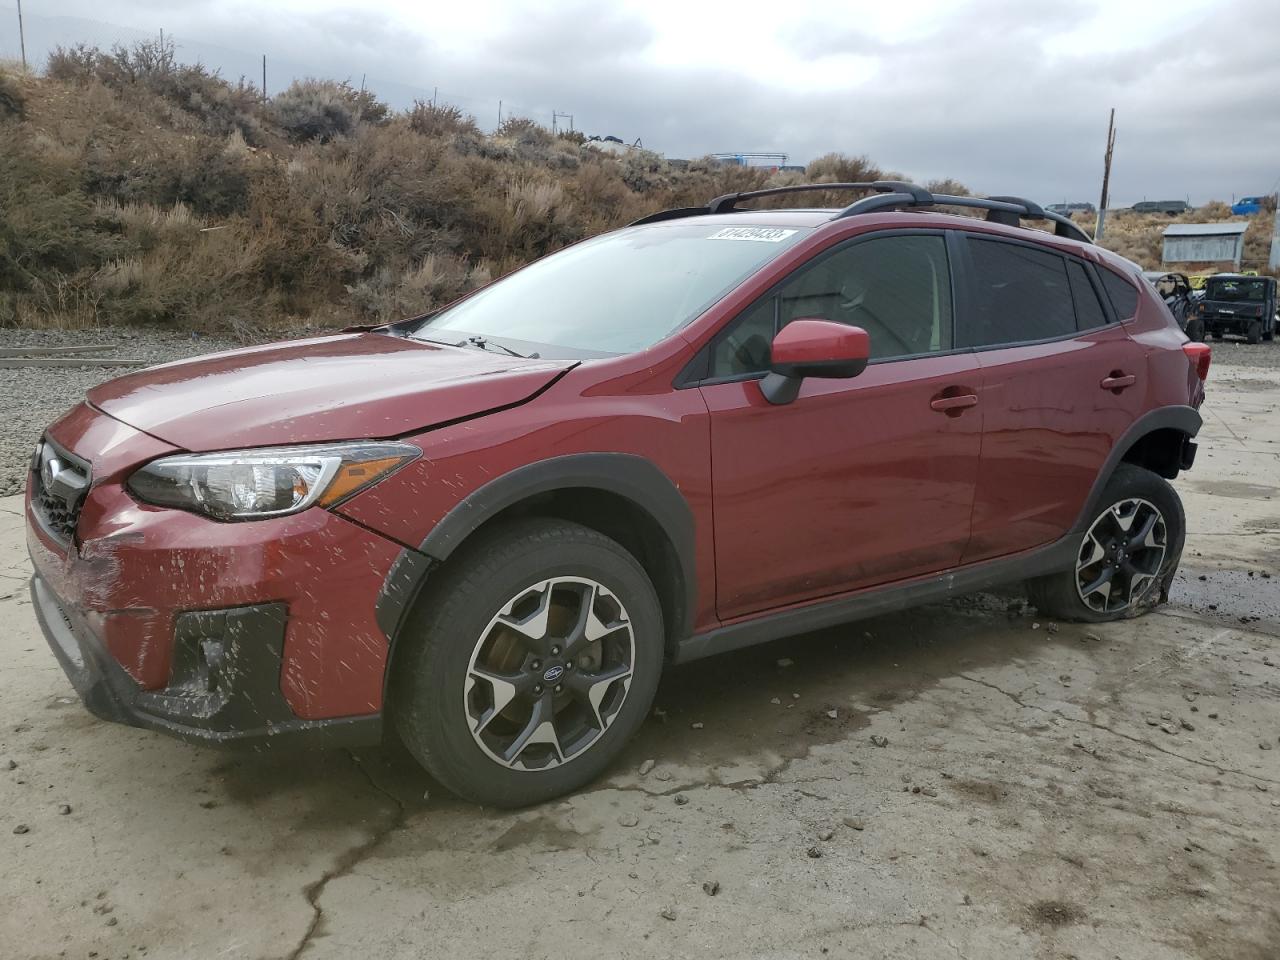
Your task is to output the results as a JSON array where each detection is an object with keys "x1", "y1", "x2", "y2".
[{"x1": 457, "y1": 335, "x2": 539, "y2": 360}]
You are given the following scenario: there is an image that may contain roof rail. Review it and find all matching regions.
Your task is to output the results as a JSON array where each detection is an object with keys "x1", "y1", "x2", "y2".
[
  {"x1": 629, "y1": 179, "x2": 1094, "y2": 244},
  {"x1": 627, "y1": 181, "x2": 930, "y2": 226},
  {"x1": 708, "y1": 180, "x2": 932, "y2": 214},
  {"x1": 834, "y1": 188, "x2": 1093, "y2": 243}
]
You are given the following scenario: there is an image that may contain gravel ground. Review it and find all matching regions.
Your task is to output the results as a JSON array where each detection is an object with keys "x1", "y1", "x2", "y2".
[
  {"x1": 2, "y1": 325, "x2": 1278, "y2": 497},
  {"x1": 0, "y1": 327, "x2": 243, "y2": 496}
]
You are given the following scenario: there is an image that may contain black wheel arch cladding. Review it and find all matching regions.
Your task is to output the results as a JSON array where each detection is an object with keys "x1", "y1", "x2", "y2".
[{"x1": 375, "y1": 452, "x2": 696, "y2": 679}]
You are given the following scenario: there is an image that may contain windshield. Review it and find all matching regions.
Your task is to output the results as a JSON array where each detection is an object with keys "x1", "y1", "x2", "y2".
[
  {"x1": 411, "y1": 223, "x2": 810, "y2": 357},
  {"x1": 1206, "y1": 278, "x2": 1267, "y2": 302}
]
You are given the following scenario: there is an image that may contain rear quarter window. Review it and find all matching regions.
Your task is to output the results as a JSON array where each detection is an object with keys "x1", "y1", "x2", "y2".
[
  {"x1": 1099, "y1": 268, "x2": 1140, "y2": 320},
  {"x1": 1066, "y1": 261, "x2": 1109, "y2": 330}
]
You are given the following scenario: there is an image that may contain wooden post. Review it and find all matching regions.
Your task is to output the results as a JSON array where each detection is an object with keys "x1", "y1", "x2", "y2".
[
  {"x1": 262, "y1": 55, "x2": 267, "y2": 100},
  {"x1": 17, "y1": 0, "x2": 27, "y2": 71},
  {"x1": 1096, "y1": 108, "x2": 1116, "y2": 243}
]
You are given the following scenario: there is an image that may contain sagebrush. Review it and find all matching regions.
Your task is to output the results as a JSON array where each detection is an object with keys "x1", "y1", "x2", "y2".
[{"x1": 2, "y1": 41, "x2": 1271, "y2": 335}]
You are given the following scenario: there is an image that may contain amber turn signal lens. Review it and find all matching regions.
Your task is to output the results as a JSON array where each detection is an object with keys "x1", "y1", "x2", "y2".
[{"x1": 316, "y1": 456, "x2": 413, "y2": 507}]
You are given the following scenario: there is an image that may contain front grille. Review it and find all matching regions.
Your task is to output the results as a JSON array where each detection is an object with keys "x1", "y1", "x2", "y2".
[{"x1": 31, "y1": 438, "x2": 91, "y2": 545}]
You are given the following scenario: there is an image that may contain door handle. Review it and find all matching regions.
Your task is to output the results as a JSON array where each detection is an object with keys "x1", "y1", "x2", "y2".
[
  {"x1": 1100, "y1": 373, "x2": 1136, "y2": 392},
  {"x1": 930, "y1": 394, "x2": 979, "y2": 412}
]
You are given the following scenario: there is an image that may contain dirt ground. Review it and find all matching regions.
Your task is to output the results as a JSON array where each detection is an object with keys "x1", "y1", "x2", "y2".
[{"x1": 1, "y1": 351, "x2": 1278, "y2": 960}]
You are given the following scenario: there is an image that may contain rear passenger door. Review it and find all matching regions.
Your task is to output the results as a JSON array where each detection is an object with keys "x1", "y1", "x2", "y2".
[{"x1": 956, "y1": 234, "x2": 1147, "y2": 563}]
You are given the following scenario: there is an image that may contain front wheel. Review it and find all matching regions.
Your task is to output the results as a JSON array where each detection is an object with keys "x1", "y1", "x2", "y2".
[
  {"x1": 1247, "y1": 320, "x2": 1263, "y2": 344},
  {"x1": 1026, "y1": 464, "x2": 1185, "y2": 623},
  {"x1": 392, "y1": 518, "x2": 664, "y2": 807}
]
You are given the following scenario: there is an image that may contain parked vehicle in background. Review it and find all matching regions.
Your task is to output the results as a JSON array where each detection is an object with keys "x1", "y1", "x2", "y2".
[
  {"x1": 1047, "y1": 202, "x2": 1096, "y2": 215},
  {"x1": 1230, "y1": 196, "x2": 1266, "y2": 216},
  {"x1": 1145, "y1": 271, "x2": 1195, "y2": 330},
  {"x1": 1132, "y1": 200, "x2": 1192, "y2": 215},
  {"x1": 26, "y1": 180, "x2": 1209, "y2": 806},
  {"x1": 1186, "y1": 274, "x2": 1278, "y2": 343}
]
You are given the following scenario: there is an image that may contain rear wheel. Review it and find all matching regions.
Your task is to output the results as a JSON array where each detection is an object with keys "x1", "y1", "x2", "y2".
[
  {"x1": 1026, "y1": 464, "x2": 1185, "y2": 623},
  {"x1": 392, "y1": 518, "x2": 664, "y2": 807},
  {"x1": 1247, "y1": 320, "x2": 1263, "y2": 344},
  {"x1": 1184, "y1": 317, "x2": 1204, "y2": 342}
]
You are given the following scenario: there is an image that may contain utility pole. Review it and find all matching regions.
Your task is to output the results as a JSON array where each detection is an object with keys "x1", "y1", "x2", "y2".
[
  {"x1": 497, "y1": 100, "x2": 502, "y2": 126},
  {"x1": 261, "y1": 55, "x2": 267, "y2": 100},
  {"x1": 432, "y1": 86, "x2": 437, "y2": 108},
  {"x1": 17, "y1": 0, "x2": 27, "y2": 70},
  {"x1": 1096, "y1": 108, "x2": 1116, "y2": 242}
]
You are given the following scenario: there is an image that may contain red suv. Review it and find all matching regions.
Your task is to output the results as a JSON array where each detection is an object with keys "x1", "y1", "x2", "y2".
[{"x1": 27, "y1": 182, "x2": 1210, "y2": 806}]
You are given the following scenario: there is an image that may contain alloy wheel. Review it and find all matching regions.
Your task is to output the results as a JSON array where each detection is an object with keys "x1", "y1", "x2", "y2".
[
  {"x1": 1075, "y1": 498, "x2": 1168, "y2": 614},
  {"x1": 464, "y1": 577, "x2": 635, "y2": 771}
]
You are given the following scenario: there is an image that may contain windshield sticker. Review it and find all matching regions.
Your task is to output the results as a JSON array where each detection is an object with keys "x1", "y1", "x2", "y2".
[{"x1": 706, "y1": 227, "x2": 798, "y2": 243}]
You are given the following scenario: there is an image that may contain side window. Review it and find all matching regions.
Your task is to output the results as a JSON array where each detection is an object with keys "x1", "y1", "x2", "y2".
[
  {"x1": 958, "y1": 238, "x2": 1075, "y2": 348},
  {"x1": 708, "y1": 234, "x2": 953, "y2": 377},
  {"x1": 1066, "y1": 260, "x2": 1109, "y2": 330},
  {"x1": 1099, "y1": 268, "x2": 1139, "y2": 320}
]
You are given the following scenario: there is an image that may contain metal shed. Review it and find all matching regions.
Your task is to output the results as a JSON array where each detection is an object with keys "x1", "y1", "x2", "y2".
[{"x1": 1162, "y1": 222, "x2": 1249, "y2": 267}]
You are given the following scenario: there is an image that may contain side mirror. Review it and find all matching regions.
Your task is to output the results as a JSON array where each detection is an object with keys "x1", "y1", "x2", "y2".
[{"x1": 760, "y1": 319, "x2": 870, "y2": 405}]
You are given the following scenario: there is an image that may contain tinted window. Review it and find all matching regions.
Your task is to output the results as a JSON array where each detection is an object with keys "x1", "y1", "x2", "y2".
[
  {"x1": 709, "y1": 234, "x2": 953, "y2": 377},
  {"x1": 959, "y1": 239, "x2": 1075, "y2": 347},
  {"x1": 1099, "y1": 268, "x2": 1139, "y2": 320},
  {"x1": 1066, "y1": 260, "x2": 1108, "y2": 330},
  {"x1": 1205, "y1": 277, "x2": 1268, "y2": 302}
]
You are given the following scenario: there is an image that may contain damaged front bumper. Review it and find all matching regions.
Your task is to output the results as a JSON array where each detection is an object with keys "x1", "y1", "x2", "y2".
[{"x1": 31, "y1": 573, "x2": 382, "y2": 748}]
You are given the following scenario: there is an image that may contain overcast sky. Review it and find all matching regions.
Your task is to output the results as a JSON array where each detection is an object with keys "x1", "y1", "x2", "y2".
[{"x1": 4, "y1": 0, "x2": 1278, "y2": 205}]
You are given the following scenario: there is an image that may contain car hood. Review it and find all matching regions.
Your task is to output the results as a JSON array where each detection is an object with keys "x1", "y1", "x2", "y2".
[{"x1": 87, "y1": 333, "x2": 574, "y2": 451}]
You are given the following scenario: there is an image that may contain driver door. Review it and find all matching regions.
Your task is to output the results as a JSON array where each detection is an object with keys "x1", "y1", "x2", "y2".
[{"x1": 697, "y1": 231, "x2": 983, "y2": 621}]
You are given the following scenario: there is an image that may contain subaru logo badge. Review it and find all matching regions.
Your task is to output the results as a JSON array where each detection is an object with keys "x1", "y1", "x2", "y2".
[{"x1": 542, "y1": 664, "x2": 565, "y2": 684}]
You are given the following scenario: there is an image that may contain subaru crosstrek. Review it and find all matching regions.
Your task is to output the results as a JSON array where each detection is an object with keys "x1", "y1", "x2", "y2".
[{"x1": 27, "y1": 182, "x2": 1210, "y2": 806}]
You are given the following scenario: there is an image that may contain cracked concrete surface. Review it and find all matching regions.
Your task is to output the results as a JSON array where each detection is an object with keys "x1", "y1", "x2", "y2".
[{"x1": 3, "y1": 353, "x2": 1280, "y2": 960}]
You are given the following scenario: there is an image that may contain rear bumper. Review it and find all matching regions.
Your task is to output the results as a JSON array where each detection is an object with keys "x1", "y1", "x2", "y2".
[
  {"x1": 31, "y1": 572, "x2": 382, "y2": 748},
  {"x1": 1201, "y1": 313, "x2": 1265, "y2": 333}
]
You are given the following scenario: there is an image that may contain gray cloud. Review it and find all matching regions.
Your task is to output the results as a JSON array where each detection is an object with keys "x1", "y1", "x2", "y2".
[{"x1": 3, "y1": 0, "x2": 1277, "y2": 205}]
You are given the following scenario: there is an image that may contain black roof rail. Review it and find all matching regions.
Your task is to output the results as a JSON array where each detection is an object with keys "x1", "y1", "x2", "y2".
[
  {"x1": 708, "y1": 180, "x2": 932, "y2": 214},
  {"x1": 834, "y1": 188, "x2": 1094, "y2": 244},
  {"x1": 627, "y1": 181, "x2": 930, "y2": 226},
  {"x1": 629, "y1": 179, "x2": 1094, "y2": 244}
]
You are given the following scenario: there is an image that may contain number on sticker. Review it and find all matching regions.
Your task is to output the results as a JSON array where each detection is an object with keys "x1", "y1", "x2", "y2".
[{"x1": 707, "y1": 227, "x2": 798, "y2": 243}]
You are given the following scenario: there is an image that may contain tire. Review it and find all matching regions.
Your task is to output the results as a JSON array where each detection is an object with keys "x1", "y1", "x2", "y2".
[
  {"x1": 392, "y1": 517, "x2": 664, "y2": 807},
  {"x1": 1263, "y1": 323, "x2": 1275, "y2": 342},
  {"x1": 1211, "y1": 330, "x2": 1224, "y2": 341},
  {"x1": 1025, "y1": 464, "x2": 1185, "y2": 623},
  {"x1": 1184, "y1": 317, "x2": 1204, "y2": 342},
  {"x1": 1247, "y1": 320, "x2": 1263, "y2": 344}
]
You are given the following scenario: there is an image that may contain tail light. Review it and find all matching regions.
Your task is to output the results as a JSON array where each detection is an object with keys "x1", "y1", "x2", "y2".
[{"x1": 1183, "y1": 342, "x2": 1211, "y2": 381}]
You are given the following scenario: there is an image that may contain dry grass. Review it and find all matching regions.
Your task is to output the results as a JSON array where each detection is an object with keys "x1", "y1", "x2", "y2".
[
  {"x1": 3, "y1": 41, "x2": 1272, "y2": 335},
  {"x1": 1075, "y1": 206, "x2": 1277, "y2": 276}
]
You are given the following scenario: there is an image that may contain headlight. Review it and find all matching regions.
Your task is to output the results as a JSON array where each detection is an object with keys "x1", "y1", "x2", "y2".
[{"x1": 127, "y1": 442, "x2": 419, "y2": 521}]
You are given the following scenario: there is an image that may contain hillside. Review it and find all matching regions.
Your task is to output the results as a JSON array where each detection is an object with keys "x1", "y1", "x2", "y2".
[
  {"x1": 1079, "y1": 206, "x2": 1277, "y2": 279},
  {"x1": 1, "y1": 41, "x2": 1273, "y2": 337},
  {"x1": 0, "y1": 42, "x2": 871, "y2": 337}
]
